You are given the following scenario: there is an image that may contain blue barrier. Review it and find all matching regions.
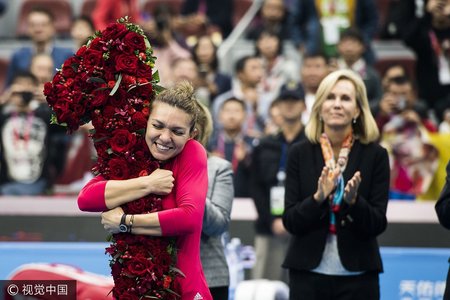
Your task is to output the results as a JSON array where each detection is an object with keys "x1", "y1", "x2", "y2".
[{"x1": 0, "y1": 243, "x2": 449, "y2": 299}]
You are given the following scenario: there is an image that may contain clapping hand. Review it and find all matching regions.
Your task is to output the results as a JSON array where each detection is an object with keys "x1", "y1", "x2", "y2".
[
  {"x1": 344, "y1": 171, "x2": 361, "y2": 205},
  {"x1": 314, "y1": 166, "x2": 341, "y2": 202}
]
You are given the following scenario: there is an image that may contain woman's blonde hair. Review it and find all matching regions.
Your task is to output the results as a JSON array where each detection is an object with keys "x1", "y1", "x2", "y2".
[
  {"x1": 194, "y1": 101, "x2": 214, "y2": 147},
  {"x1": 153, "y1": 81, "x2": 200, "y2": 133},
  {"x1": 305, "y1": 69, "x2": 379, "y2": 144}
]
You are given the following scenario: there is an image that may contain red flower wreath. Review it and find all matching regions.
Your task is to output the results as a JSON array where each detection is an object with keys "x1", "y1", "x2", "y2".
[{"x1": 44, "y1": 17, "x2": 181, "y2": 299}]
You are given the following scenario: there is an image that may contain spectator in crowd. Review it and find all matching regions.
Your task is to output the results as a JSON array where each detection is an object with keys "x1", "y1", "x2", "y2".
[
  {"x1": 0, "y1": 71, "x2": 67, "y2": 195},
  {"x1": 435, "y1": 159, "x2": 450, "y2": 300},
  {"x1": 70, "y1": 15, "x2": 95, "y2": 50},
  {"x1": 212, "y1": 55, "x2": 266, "y2": 138},
  {"x1": 191, "y1": 34, "x2": 231, "y2": 108},
  {"x1": 5, "y1": 7, "x2": 73, "y2": 88},
  {"x1": 250, "y1": 83, "x2": 306, "y2": 283},
  {"x1": 209, "y1": 97, "x2": 255, "y2": 197},
  {"x1": 440, "y1": 108, "x2": 450, "y2": 133},
  {"x1": 254, "y1": 29, "x2": 299, "y2": 110},
  {"x1": 295, "y1": 52, "x2": 330, "y2": 125},
  {"x1": 145, "y1": 4, "x2": 191, "y2": 87},
  {"x1": 264, "y1": 98, "x2": 284, "y2": 135},
  {"x1": 398, "y1": 0, "x2": 450, "y2": 122},
  {"x1": 170, "y1": 57, "x2": 199, "y2": 87},
  {"x1": 288, "y1": 0, "x2": 321, "y2": 55},
  {"x1": 180, "y1": 0, "x2": 233, "y2": 41},
  {"x1": 381, "y1": 63, "x2": 410, "y2": 90},
  {"x1": 373, "y1": 76, "x2": 437, "y2": 133},
  {"x1": 282, "y1": 69, "x2": 389, "y2": 300},
  {"x1": 91, "y1": 0, "x2": 142, "y2": 30},
  {"x1": 378, "y1": 0, "x2": 417, "y2": 40},
  {"x1": 169, "y1": 57, "x2": 214, "y2": 108},
  {"x1": 376, "y1": 76, "x2": 439, "y2": 200},
  {"x1": 29, "y1": 53, "x2": 54, "y2": 104},
  {"x1": 246, "y1": 0, "x2": 291, "y2": 42},
  {"x1": 335, "y1": 27, "x2": 382, "y2": 105},
  {"x1": 195, "y1": 102, "x2": 234, "y2": 300},
  {"x1": 294, "y1": 0, "x2": 379, "y2": 64}
]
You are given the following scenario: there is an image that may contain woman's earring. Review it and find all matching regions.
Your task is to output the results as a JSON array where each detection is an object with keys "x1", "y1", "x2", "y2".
[
  {"x1": 319, "y1": 115, "x2": 323, "y2": 122},
  {"x1": 353, "y1": 117, "x2": 357, "y2": 124}
]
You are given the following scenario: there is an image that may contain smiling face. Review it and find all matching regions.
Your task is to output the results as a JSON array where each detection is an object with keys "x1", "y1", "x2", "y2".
[
  {"x1": 145, "y1": 102, "x2": 194, "y2": 162},
  {"x1": 320, "y1": 79, "x2": 360, "y2": 134}
]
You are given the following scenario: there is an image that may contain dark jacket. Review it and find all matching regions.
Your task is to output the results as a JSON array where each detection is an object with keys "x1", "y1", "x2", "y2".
[
  {"x1": 250, "y1": 130, "x2": 305, "y2": 235},
  {"x1": 435, "y1": 161, "x2": 450, "y2": 229},
  {"x1": 282, "y1": 139, "x2": 389, "y2": 272}
]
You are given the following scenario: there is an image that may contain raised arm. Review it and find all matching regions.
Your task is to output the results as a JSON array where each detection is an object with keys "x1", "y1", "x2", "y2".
[{"x1": 78, "y1": 169, "x2": 174, "y2": 212}]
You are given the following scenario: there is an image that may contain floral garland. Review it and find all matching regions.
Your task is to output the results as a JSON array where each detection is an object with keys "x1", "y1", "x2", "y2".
[{"x1": 44, "y1": 17, "x2": 181, "y2": 299}]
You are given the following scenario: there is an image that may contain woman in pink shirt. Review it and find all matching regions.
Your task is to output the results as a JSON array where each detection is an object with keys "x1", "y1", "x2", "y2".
[{"x1": 78, "y1": 82, "x2": 213, "y2": 300}]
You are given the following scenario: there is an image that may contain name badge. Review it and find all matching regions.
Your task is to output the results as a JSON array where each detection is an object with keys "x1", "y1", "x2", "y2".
[{"x1": 270, "y1": 186, "x2": 285, "y2": 216}]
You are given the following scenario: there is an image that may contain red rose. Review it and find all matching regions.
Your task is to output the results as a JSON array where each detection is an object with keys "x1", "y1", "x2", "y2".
[
  {"x1": 91, "y1": 90, "x2": 109, "y2": 107},
  {"x1": 123, "y1": 31, "x2": 146, "y2": 52},
  {"x1": 130, "y1": 111, "x2": 148, "y2": 130},
  {"x1": 120, "y1": 291, "x2": 140, "y2": 300},
  {"x1": 122, "y1": 74, "x2": 137, "y2": 86},
  {"x1": 136, "y1": 62, "x2": 152, "y2": 78},
  {"x1": 115, "y1": 54, "x2": 139, "y2": 74},
  {"x1": 110, "y1": 129, "x2": 136, "y2": 153},
  {"x1": 83, "y1": 49, "x2": 104, "y2": 69},
  {"x1": 108, "y1": 158, "x2": 129, "y2": 179},
  {"x1": 127, "y1": 198, "x2": 147, "y2": 213},
  {"x1": 102, "y1": 23, "x2": 128, "y2": 40},
  {"x1": 76, "y1": 45, "x2": 87, "y2": 56},
  {"x1": 87, "y1": 37, "x2": 103, "y2": 50},
  {"x1": 126, "y1": 256, "x2": 152, "y2": 276}
]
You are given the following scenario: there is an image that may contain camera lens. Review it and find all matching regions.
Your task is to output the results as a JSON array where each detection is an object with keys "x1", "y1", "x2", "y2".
[{"x1": 20, "y1": 91, "x2": 34, "y2": 104}]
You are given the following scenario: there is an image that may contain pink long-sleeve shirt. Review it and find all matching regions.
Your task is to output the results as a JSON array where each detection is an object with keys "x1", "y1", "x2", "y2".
[{"x1": 78, "y1": 139, "x2": 212, "y2": 300}]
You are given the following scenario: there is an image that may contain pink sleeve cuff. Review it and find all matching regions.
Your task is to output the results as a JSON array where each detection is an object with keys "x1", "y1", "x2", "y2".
[{"x1": 77, "y1": 176, "x2": 108, "y2": 212}]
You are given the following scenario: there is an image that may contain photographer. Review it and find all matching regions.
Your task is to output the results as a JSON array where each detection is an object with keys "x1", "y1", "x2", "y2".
[
  {"x1": 0, "y1": 71, "x2": 67, "y2": 195},
  {"x1": 374, "y1": 75, "x2": 439, "y2": 200},
  {"x1": 373, "y1": 75, "x2": 437, "y2": 133},
  {"x1": 144, "y1": 3, "x2": 191, "y2": 87}
]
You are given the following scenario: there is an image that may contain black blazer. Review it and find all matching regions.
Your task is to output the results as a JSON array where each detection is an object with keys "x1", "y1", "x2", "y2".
[
  {"x1": 435, "y1": 161, "x2": 450, "y2": 229},
  {"x1": 282, "y1": 139, "x2": 389, "y2": 273}
]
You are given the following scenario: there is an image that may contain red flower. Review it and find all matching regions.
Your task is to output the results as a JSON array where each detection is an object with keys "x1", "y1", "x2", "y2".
[
  {"x1": 108, "y1": 158, "x2": 129, "y2": 180},
  {"x1": 123, "y1": 31, "x2": 146, "y2": 52},
  {"x1": 115, "y1": 53, "x2": 139, "y2": 74},
  {"x1": 110, "y1": 129, "x2": 136, "y2": 153},
  {"x1": 126, "y1": 256, "x2": 153, "y2": 276}
]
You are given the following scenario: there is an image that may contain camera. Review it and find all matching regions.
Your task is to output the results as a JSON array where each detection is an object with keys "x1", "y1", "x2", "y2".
[
  {"x1": 396, "y1": 96, "x2": 406, "y2": 112},
  {"x1": 20, "y1": 91, "x2": 34, "y2": 105},
  {"x1": 156, "y1": 16, "x2": 169, "y2": 31}
]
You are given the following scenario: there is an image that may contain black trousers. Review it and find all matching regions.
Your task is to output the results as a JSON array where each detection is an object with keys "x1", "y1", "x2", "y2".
[
  {"x1": 444, "y1": 267, "x2": 450, "y2": 300},
  {"x1": 210, "y1": 286, "x2": 228, "y2": 300},
  {"x1": 288, "y1": 269, "x2": 380, "y2": 300}
]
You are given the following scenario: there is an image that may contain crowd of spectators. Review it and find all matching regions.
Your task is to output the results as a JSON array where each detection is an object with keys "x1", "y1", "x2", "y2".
[{"x1": 0, "y1": 0, "x2": 449, "y2": 202}]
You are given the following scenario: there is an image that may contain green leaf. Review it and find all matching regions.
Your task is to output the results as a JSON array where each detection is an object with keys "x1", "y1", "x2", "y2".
[
  {"x1": 109, "y1": 73, "x2": 122, "y2": 96},
  {"x1": 165, "y1": 288, "x2": 181, "y2": 297},
  {"x1": 153, "y1": 84, "x2": 164, "y2": 94},
  {"x1": 152, "y1": 70, "x2": 160, "y2": 82},
  {"x1": 170, "y1": 266, "x2": 186, "y2": 278},
  {"x1": 87, "y1": 77, "x2": 106, "y2": 84}
]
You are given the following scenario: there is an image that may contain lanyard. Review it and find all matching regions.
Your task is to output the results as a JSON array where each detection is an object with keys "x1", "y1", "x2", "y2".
[
  {"x1": 277, "y1": 143, "x2": 288, "y2": 183},
  {"x1": 12, "y1": 112, "x2": 34, "y2": 150}
]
